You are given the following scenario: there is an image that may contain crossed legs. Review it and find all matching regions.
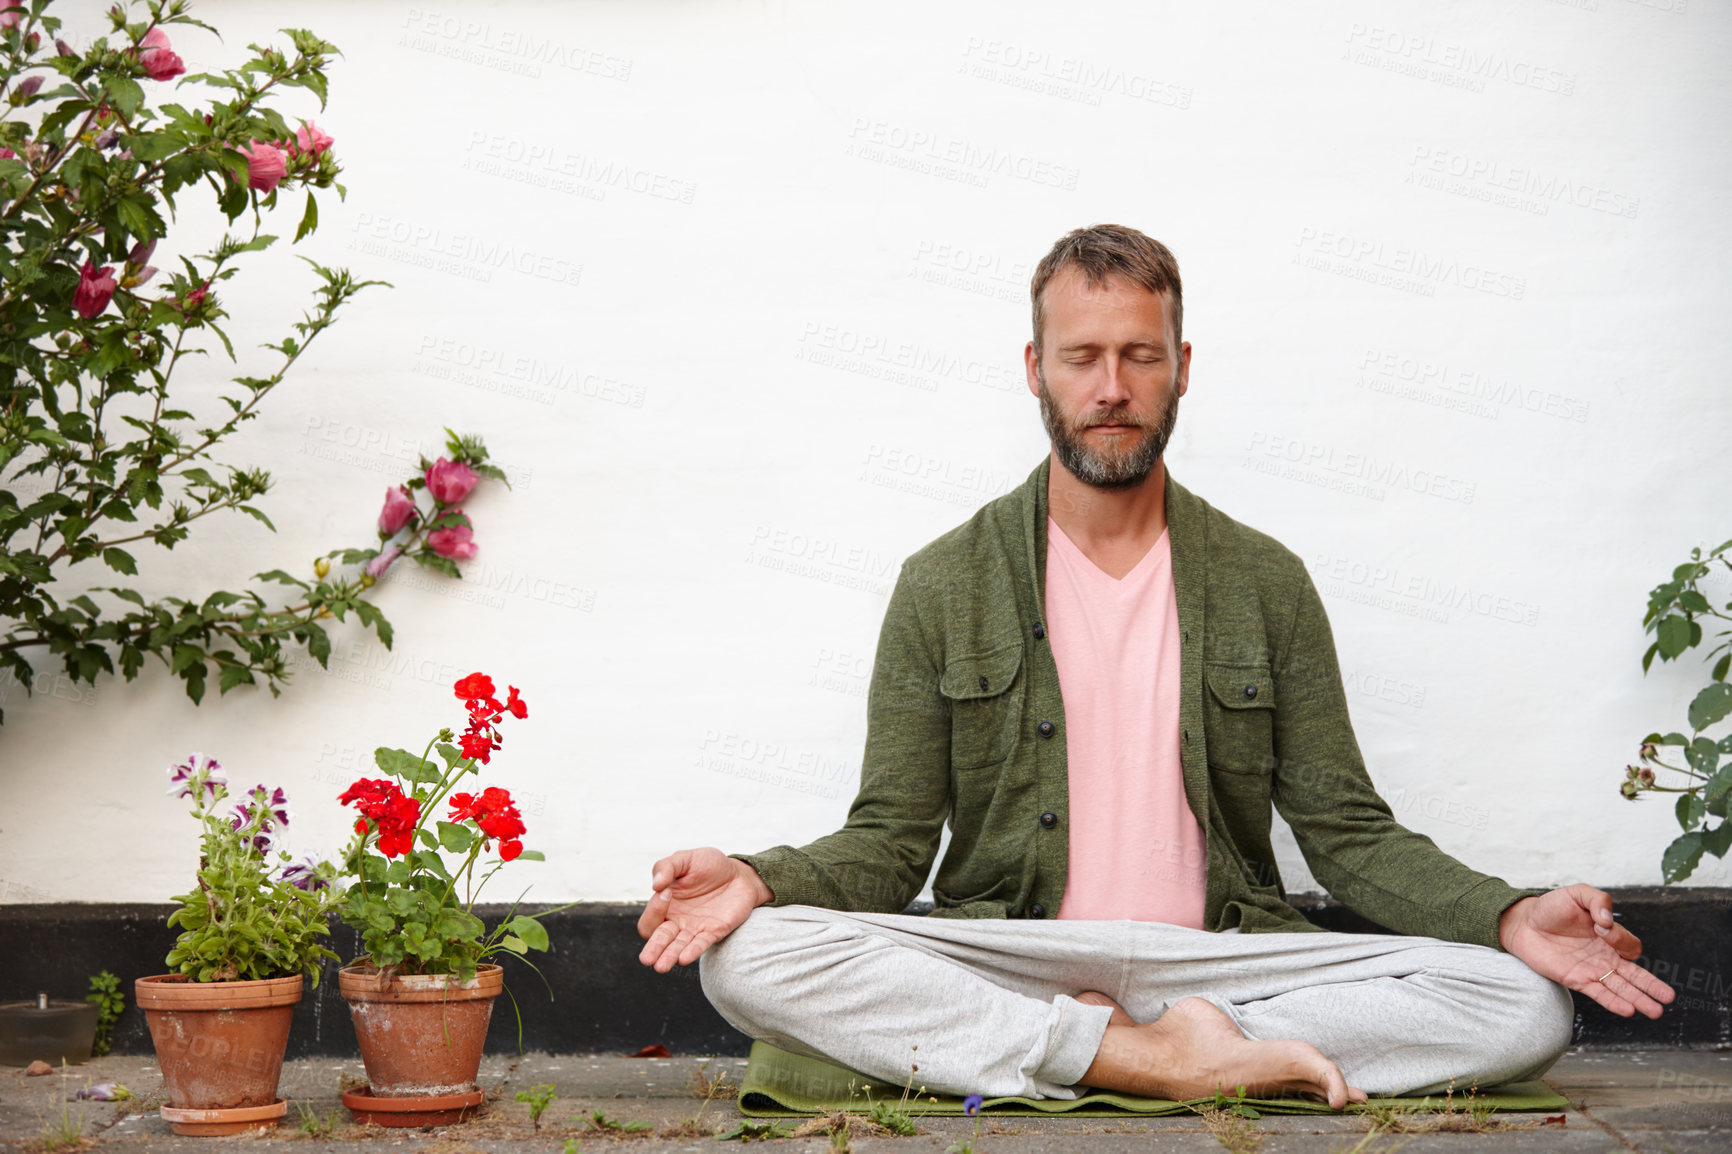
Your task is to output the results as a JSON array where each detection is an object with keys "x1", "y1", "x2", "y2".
[{"x1": 698, "y1": 905, "x2": 1574, "y2": 1103}]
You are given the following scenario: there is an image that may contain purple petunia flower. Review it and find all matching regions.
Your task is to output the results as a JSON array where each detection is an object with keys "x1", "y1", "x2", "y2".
[
  {"x1": 230, "y1": 784, "x2": 291, "y2": 854},
  {"x1": 278, "y1": 857, "x2": 329, "y2": 892},
  {"x1": 963, "y1": 1094, "x2": 983, "y2": 1116},
  {"x1": 166, "y1": 753, "x2": 225, "y2": 801}
]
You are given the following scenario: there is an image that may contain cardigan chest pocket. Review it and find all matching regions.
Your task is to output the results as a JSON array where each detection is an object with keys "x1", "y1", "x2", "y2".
[
  {"x1": 939, "y1": 643, "x2": 1025, "y2": 770},
  {"x1": 1204, "y1": 663, "x2": 1277, "y2": 775}
]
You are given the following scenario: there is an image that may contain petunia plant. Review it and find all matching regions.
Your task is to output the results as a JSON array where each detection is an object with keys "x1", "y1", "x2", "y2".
[
  {"x1": 0, "y1": 0, "x2": 508, "y2": 722},
  {"x1": 163, "y1": 751, "x2": 340, "y2": 983},
  {"x1": 336, "y1": 671, "x2": 551, "y2": 980}
]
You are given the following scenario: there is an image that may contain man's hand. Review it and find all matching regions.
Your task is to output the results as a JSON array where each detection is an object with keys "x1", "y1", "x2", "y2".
[
  {"x1": 637, "y1": 848, "x2": 773, "y2": 973},
  {"x1": 1498, "y1": 885, "x2": 1675, "y2": 1018}
]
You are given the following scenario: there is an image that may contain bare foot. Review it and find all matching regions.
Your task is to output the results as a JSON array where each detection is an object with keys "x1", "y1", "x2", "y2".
[
  {"x1": 1080, "y1": 996, "x2": 1367, "y2": 1110},
  {"x1": 1075, "y1": 991, "x2": 1137, "y2": 1027}
]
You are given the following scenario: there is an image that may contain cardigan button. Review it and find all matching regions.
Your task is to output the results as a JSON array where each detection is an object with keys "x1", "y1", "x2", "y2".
[
  {"x1": 1037, "y1": 720, "x2": 1056, "y2": 738},
  {"x1": 1244, "y1": 684, "x2": 1258, "y2": 700},
  {"x1": 1029, "y1": 903, "x2": 1046, "y2": 919},
  {"x1": 979, "y1": 675, "x2": 989, "y2": 691},
  {"x1": 1033, "y1": 621, "x2": 1046, "y2": 640},
  {"x1": 1040, "y1": 811, "x2": 1058, "y2": 829}
]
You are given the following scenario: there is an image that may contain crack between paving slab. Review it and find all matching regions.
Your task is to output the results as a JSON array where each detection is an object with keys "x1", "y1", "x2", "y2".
[{"x1": 1546, "y1": 1078, "x2": 1641, "y2": 1152}]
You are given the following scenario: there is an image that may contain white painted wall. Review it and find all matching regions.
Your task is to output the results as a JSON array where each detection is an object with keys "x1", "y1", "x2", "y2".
[{"x1": 2, "y1": 0, "x2": 1727, "y2": 905}]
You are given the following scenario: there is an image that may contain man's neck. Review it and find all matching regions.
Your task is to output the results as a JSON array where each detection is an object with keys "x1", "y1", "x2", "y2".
[{"x1": 1046, "y1": 453, "x2": 1169, "y2": 580}]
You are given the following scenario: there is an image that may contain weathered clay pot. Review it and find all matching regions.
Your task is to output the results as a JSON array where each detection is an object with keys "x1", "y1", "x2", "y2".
[
  {"x1": 134, "y1": 973, "x2": 301, "y2": 1135},
  {"x1": 337, "y1": 963, "x2": 502, "y2": 1102}
]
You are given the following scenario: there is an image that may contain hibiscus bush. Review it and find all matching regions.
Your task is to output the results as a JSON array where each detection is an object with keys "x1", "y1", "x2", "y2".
[
  {"x1": 0, "y1": 0, "x2": 506, "y2": 722},
  {"x1": 337, "y1": 671, "x2": 550, "y2": 979},
  {"x1": 163, "y1": 751, "x2": 340, "y2": 983}
]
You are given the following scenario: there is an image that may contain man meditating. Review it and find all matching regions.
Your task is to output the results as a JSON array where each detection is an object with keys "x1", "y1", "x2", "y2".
[{"x1": 638, "y1": 224, "x2": 1674, "y2": 1107}]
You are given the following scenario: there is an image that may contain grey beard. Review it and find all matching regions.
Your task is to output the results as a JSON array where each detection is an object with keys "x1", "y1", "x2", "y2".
[{"x1": 1037, "y1": 370, "x2": 1181, "y2": 490}]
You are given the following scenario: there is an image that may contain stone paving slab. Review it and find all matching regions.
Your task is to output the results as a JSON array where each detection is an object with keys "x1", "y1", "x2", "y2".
[{"x1": 2, "y1": 1048, "x2": 1727, "y2": 1153}]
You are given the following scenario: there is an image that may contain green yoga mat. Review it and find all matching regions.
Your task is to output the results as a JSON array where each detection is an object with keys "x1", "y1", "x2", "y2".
[{"x1": 736, "y1": 1041, "x2": 1569, "y2": 1118}]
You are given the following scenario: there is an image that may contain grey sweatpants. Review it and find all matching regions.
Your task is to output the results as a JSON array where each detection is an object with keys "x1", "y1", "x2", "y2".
[{"x1": 698, "y1": 905, "x2": 1574, "y2": 1100}]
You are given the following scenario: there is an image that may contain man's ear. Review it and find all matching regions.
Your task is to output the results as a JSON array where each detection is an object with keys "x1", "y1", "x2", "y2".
[
  {"x1": 1024, "y1": 341, "x2": 1041, "y2": 398},
  {"x1": 1176, "y1": 340, "x2": 1192, "y2": 397}
]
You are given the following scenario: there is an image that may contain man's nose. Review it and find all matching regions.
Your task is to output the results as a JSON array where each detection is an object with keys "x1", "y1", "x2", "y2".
[{"x1": 1097, "y1": 355, "x2": 1133, "y2": 404}]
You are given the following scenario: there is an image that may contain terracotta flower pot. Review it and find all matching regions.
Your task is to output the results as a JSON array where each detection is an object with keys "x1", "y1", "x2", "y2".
[
  {"x1": 134, "y1": 973, "x2": 301, "y2": 1135},
  {"x1": 338, "y1": 963, "x2": 502, "y2": 1102}
]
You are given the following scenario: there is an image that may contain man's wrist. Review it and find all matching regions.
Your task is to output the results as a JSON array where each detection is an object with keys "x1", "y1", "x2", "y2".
[
  {"x1": 1498, "y1": 893, "x2": 1539, "y2": 952},
  {"x1": 734, "y1": 857, "x2": 774, "y2": 906}
]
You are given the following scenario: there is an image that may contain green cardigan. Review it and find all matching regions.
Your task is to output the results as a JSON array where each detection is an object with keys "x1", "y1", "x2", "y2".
[{"x1": 736, "y1": 458, "x2": 1540, "y2": 949}]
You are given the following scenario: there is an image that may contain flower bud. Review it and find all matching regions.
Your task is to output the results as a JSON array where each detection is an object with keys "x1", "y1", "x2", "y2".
[
  {"x1": 17, "y1": 75, "x2": 41, "y2": 98},
  {"x1": 1625, "y1": 765, "x2": 1640, "y2": 780},
  {"x1": 55, "y1": 38, "x2": 74, "y2": 57},
  {"x1": 1640, "y1": 742, "x2": 1657, "y2": 760},
  {"x1": 1638, "y1": 767, "x2": 1656, "y2": 786},
  {"x1": 24, "y1": 31, "x2": 36, "y2": 51},
  {"x1": 1620, "y1": 780, "x2": 1639, "y2": 800},
  {"x1": 313, "y1": 557, "x2": 330, "y2": 579}
]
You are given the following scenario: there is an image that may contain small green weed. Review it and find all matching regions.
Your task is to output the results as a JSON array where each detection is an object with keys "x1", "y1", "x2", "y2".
[
  {"x1": 292, "y1": 1099, "x2": 340, "y2": 1137},
  {"x1": 586, "y1": 1109, "x2": 652, "y2": 1133},
  {"x1": 514, "y1": 1083, "x2": 556, "y2": 1130},
  {"x1": 717, "y1": 1119, "x2": 794, "y2": 1141},
  {"x1": 561, "y1": 1140, "x2": 581, "y2": 1154},
  {"x1": 84, "y1": 972, "x2": 124, "y2": 1058}
]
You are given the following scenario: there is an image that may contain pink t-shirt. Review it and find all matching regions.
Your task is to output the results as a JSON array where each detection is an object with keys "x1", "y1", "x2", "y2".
[{"x1": 1046, "y1": 517, "x2": 1207, "y2": 927}]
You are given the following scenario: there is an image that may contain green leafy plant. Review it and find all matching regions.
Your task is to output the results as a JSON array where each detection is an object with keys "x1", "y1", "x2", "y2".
[
  {"x1": 716, "y1": 1119, "x2": 793, "y2": 1141},
  {"x1": 40, "y1": 1061, "x2": 88, "y2": 1152},
  {"x1": 163, "y1": 752, "x2": 338, "y2": 982},
  {"x1": 0, "y1": 0, "x2": 507, "y2": 723},
  {"x1": 1622, "y1": 537, "x2": 1732, "y2": 880},
  {"x1": 292, "y1": 1099, "x2": 339, "y2": 1137},
  {"x1": 336, "y1": 671, "x2": 555, "y2": 981},
  {"x1": 83, "y1": 970, "x2": 122, "y2": 1056},
  {"x1": 586, "y1": 1109, "x2": 652, "y2": 1134},
  {"x1": 514, "y1": 1083, "x2": 556, "y2": 1131},
  {"x1": 561, "y1": 1140, "x2": 581, "y2": 1154}
]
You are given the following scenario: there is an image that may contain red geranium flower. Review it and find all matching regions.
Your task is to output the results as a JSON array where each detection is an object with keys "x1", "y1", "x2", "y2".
[
  {"x1": 448, "y1": 786, "x2": 527, "y2": 857},
  {"x1": 339, "y1": 777, "x2": 421, "y2": 859},
  {"x1": 505, "y1": 685, "x2": 528, "y2": 719},
  {"x1": 454, "y1": 672, "x2": 495, "y2": 702}
]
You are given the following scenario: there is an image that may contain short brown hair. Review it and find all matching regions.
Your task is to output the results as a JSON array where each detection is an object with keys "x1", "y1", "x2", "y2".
[{"x1": 1030, "y1": 224, "x2": 1183, "y2": 357}]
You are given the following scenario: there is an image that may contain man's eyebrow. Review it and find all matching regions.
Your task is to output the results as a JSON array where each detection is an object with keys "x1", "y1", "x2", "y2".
[{"x1": 1055, "y1": 340, "x2": 1167, "y2": 354}]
